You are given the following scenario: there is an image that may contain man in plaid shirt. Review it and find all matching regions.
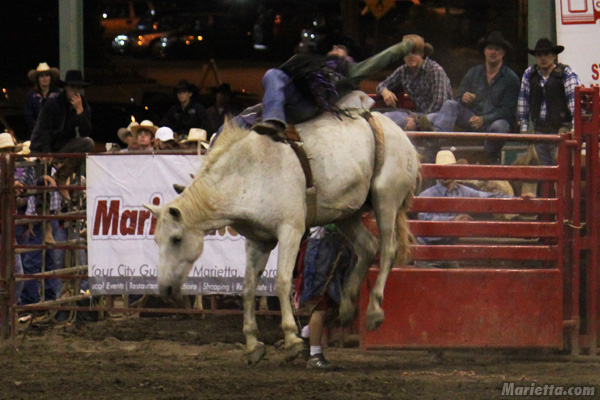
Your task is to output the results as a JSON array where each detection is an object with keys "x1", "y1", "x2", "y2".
[
  {"x1": 517, "y1": 38, "x2": 581, "y2": 165},
  {"x1": 376, "y1": 34, "x2": 457, "y2": 163}
]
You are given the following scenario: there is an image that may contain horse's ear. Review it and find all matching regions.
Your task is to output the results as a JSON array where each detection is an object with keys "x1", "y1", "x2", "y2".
[
  {"x1": 144, "y1": 204, "x2": 161, "y2": 216},
  {"x1": 173, "y1": 183, "x2": 186, "y2": 194},
  {"x1": 168, "y1": 206, "x2": 182, "y2": 221}
]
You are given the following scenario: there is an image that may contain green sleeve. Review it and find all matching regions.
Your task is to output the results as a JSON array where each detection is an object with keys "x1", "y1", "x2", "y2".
[{"x1": 346, "y1": 40, "x2": 414, "y2": 89}]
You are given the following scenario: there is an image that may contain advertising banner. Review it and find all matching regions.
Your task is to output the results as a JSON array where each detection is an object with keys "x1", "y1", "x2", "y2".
[
  {"x1": 556, "y1": 0, "x2": 600, "y2": 86},
  {"x1": 86, "y1": 154, "x2": 278, "y2": 296}
]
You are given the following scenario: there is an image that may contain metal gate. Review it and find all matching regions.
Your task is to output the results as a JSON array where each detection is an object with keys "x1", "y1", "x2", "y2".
[{"x1": 359, "y1": 87, "x2": 600, "y2": 355}]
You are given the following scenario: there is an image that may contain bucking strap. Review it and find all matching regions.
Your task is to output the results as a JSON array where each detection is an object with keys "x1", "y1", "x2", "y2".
[{"x1": 284, "y1": 125, "x2": 317, "y2": 226}]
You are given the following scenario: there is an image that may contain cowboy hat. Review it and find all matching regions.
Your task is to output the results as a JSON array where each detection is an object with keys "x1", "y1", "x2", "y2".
[
  {"x1": 477, "y1": 31, "x2": 512, "y2": 52},
  {"x1": 182, "y1": 128, "x2": 210, "y2": 148},
  {"x1": 27, "y1": 62, "x2": 60, "y2": 83},
  {"x1": 173, "y1": 79, "x2": 197, "y2": 94},
  {"x1": 435, "y1": 150, "x2": 456, "y2": 165},
  {"x1": 117, "y1": 121, "x2": 139, "y2": 143},
  {"x1": 403, "y1": 34, "x2": 434, "y2": 57},
  {"x1": 155, "y1": 126, "x2": 175, "y2": 142},
  {"x1": 528, "y1": 38, "x2": 564, "y2": 55},
  {"x1": 63, "y1": 70, "x2": 90, "y2": 87},
  {"x1": 0, "y1": 132, "x2": 17, "y2": 150},
  {"x1": 130, "y1": 120, "x2": 158, "y2": 139}
]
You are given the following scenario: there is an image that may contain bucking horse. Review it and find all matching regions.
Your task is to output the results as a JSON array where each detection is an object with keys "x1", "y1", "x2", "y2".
[{"x1": 145, "y1": 92, "x2": 420, "y2": 364}]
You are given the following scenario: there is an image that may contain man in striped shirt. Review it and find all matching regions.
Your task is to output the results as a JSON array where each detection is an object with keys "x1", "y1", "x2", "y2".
[
  {"x1": 377, "y1": 34, "x2": 457, "y2": 163},
  {"x1": 517, "y1": 38, "x2": 581, "y2": 165}
]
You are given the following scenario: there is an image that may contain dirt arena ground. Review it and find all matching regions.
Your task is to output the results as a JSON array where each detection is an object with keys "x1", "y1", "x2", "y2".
[{"x1": 1, "y1": 314, "x2": 599, "y2": 400}]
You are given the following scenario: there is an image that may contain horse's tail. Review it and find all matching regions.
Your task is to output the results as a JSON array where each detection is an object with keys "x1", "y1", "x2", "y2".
[{"x1": 395, "y1": 187, "x2": 416, "y2": 265}]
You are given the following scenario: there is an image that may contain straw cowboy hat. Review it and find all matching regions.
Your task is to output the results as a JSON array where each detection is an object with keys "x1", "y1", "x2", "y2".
[
  {"x1": 27, "y1": 62, "x2": 60, "y2": 83},
  {"x1": 130, "y1": 120, "x2": 158, "y2": 139},
  {"x1": 477, "y1": 31, "x2": 513, "y2": 52},
  {"x1": 155, "y1": 126, "x2": 175, "y2": 142},
  {"x1": 0, "y1": 132, "x2": 17, "y2": 150},
  {"x1": 0, "y1": 132, "x2": 24, "y2": 153},
  {"x1": 528, "y1": 38, "x2": 564, "y2": 55},
  {"x1": 182, "y1": 128, "x2": 210, "y2": 148},
  {"x1": 435, "y1": 150, "x2": 456, "y2": 165},
  {"x1": 117, "y1": 121, "x2": 139, "y2": 143},
  {"x1": 403, "y1": 34, "x2": 434, "y2": 57}
]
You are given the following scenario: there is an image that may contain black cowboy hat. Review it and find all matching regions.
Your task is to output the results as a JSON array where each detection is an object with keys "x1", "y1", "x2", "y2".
[
  {"x1": 173, "y1": 79, "x2": 197, "y2": 94},
  {"x1": 63, "y1": 70, "x2": 89, "y2": 87},
  {"x1": 528, "y1": 38, "x2": 564, "y2": 55},
  {"x1": 477, "y1": 31, "x2": 512, "y2": 52}
]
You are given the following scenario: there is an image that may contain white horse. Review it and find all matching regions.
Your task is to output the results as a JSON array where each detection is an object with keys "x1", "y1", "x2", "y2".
[{"x1": 145, "y1": 92, "x2": 419, "y2": 364}]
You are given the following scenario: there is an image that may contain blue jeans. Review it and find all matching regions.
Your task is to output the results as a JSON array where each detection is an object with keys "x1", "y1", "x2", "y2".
[
  {"x1": 456, "y1": 103, "x2": 511, "y2": 162},
  {"x1": 385, "y1": 100, "x2": 458, "y2": 163},
  {"x1": 52, "y1": 220, "x2": 88, "y2": 292},
  {"x1": 213, "y1": 68, "x2": 322, "y2": 144},
  {"x1": 0, "y1": 233, "x2": 23, "y2": 303},
  {"x1": 533, "y1": 138, "x2": 557, "y2": 166},
  {"x1": 18, "y1": 223, "x2": 59, "y2": 305}
]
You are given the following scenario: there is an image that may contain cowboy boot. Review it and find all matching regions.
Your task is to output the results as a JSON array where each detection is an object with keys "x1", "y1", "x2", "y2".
[{"x1": 251, "y1": 120, "x2": 287, "y2": 142}]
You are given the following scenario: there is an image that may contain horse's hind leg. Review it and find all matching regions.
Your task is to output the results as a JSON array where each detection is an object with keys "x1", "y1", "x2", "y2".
[
  {"x1": 243, "y1": 239, "x2": 274, "y2": 365},
  {"x1": 335, "y1": 214, "x2": 379, "y2": 326},
  {"x1": 275, "y1": 224, "x2": 305, "y2": 361},
  {"x1": 367, "y1": 188, "x2": 412, "y2": 331}
]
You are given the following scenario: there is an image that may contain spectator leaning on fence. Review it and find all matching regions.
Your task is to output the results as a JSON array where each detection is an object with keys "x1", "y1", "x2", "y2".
[
  {"x1": 455, "y1": 31, "x2": 520, "y2": 164},
  {"x1": 0, "y1": 133, "x2": 25, "y2": 303},
  {"x1": 416, "y1": 150, "x2": 510, "y2": 247},
  {"x1": 130, "y1": 120, "x2": 158, "y2": 151},
  {"x1": 517, "y1": 38, "x2": 581, "y2": 166},
  {"x1": 117, "y1": 121, "x2": 140, "y2": 152}
]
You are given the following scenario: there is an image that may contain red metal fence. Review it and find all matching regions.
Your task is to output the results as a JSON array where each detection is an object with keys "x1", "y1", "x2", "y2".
[{"x1": 359, "y1": 87, "x2": 600, "y2": 355}]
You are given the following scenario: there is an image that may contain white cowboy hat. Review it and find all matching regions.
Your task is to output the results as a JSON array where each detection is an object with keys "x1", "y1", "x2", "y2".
[
  {"x1": 117, "y1": 121, "x2": 139, "y2": 143},
  {"x1": 27, "y1": 62, "x2": 60, "y2": 83},
  {"x1": 435, "y1": 150, "x2": 456, "y2": 165},
  {"x1": 183, "y1": 128, "x2": 210, "y2": 148},
  {"x1": 156, "y1": 126, "x2": 175, "y2": 142},
  {"x1": 130, "y1": 120, "x2": 158, "y2": 139},
  {"x1": 0, "y1": 132, "x2": 18, "y2": 150}
]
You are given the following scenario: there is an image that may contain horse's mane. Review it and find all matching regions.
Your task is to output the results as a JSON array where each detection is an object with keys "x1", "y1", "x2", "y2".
[
  {"x1": 199, "y1": 119, "x2": 248, "y2": 177},
  {"x1": 170, "y1": 119, "x2": 248, "y2": 227}
]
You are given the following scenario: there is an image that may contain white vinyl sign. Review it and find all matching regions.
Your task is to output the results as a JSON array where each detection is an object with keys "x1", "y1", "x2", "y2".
[
  {"x1": 556, "y1": 0, "x2": 600, "y2": 86},
  {"x1": 86, "y1": 154, "x2": 278, "y2": 295}
]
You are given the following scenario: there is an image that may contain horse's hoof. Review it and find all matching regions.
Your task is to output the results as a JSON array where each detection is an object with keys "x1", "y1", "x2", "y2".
[
  {"x1": 283, "y1": 340, "x2": 305, "y2": 363},
  {"x1": 245, "y1": 343, "x2": 266, "y2": 366},
  {"x1": 366, "y1": 308, "x2": 385, "y2": 331},
  {"x1": 339, "y1": 300, "x2": 356, "y2": 326}
]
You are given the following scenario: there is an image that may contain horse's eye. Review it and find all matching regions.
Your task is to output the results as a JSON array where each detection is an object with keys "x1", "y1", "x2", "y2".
[{"x1": 171, "y1": 236, "x2": 182, "y2": 246}]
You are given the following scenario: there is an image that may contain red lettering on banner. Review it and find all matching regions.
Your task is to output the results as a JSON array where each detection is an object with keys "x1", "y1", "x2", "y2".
[
  {"x1": 120, "y1": 210, "x2": 138, "y2": 235},
  {"x1": 93, "y1": 199, "x2": 120, "y2": 235},
  {"x1": 92, "y1": 195, "x2": 161, "y2": 238},
  {"x1": 592, "y1": 64, "x2": 599, "y2": 81}
]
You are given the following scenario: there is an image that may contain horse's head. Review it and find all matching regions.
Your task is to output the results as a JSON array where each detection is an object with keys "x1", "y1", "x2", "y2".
[{"x1": 144, "y1": 203, "x2": 205, "y2": 299}]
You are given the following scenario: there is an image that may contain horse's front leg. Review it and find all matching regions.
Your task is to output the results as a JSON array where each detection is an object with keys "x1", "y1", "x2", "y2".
[
  {"x1": 243, "y1": 239, "x2": 275, "y2": 365},
  {"x1": 275, "y1": 224, "x2": 305, "y2": 361}
]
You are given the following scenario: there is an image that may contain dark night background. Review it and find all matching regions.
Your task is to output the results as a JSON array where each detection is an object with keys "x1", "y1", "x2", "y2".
[{"x1": 0, "y1": 0, "x2": 530, "y2": 143}]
